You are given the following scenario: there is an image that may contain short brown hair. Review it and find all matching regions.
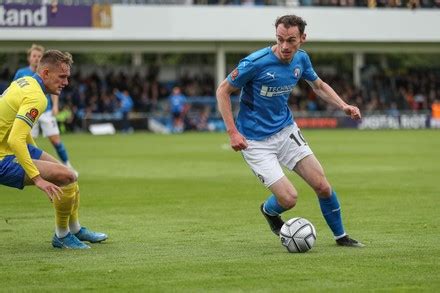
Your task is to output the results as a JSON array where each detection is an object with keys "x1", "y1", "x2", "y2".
[
  {"x1": 27, "y1": 44, "x2": 44, "y2": 57},
  {"x1": 275, "y1": 15, "x2": 307, "y2": 35},
  {"x1": 39, "y1": 50, "x2": 74, "y2": 69}
]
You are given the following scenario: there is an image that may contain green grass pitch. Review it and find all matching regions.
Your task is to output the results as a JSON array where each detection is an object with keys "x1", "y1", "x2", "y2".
[{"x1": 0, "y1": 130, "x2": 439, "y2": 291}]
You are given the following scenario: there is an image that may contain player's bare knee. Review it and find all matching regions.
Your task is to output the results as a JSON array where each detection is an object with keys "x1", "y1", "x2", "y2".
[
  {"x1": 279, "y1": 191, "x2": 297, "y2": 209},
  {"x1": 66, "y1": 169, "x2": 77, "y2": 184},
  {"x1": 285, "y1": 197, "x2": 297, "y2": 209},
  {"x1": 315, "y1": 181, "x2": 332, "y2": 197},
  {"x1": 57, "y1": 168, "x2": 77, "y2": 186}
]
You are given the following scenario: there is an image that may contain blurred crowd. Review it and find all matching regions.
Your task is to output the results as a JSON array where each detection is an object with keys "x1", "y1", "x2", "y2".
[
  {"x1": 291, "y1": 68, "x2": 440, "y2": 115},
  {"x1": 0, "y1": 65, "x2": 438, "y2": 132}
]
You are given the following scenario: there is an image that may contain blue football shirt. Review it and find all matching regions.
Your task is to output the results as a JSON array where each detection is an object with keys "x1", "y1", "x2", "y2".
[
  {"x1": 169, "y1": 93, "x2": 187, "y2": 114},
  {"x1": 227, "y1": 47, "x2": 318, "y2": 140},
  {"x1": 13, "y1": 66, "x2": 52, "y2": 112},
  {"x1": 13, "y1": 66, "x2": 34, "y2": 80}
]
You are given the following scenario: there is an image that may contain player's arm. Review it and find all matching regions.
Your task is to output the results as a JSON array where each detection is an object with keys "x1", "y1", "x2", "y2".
[
  {"x1": 8, "y1": 115, "x2": 41, "y2": 180},
  {"x1": 9, "y1": 118, "x2": 61, "y2": 201},
  {"x1": 11, "y1": 93, "x2": 61, "y2": 200},
  {"x1": 216, "y1": 79, "x2": 248, "y2": 151},
  {"x1": 306, "y1": 78, "x2": 361, "y2": 120},
  {"x1": 26, "y1": 131, "x2": 37, "y2": 147},
  {"x1": 51, "y1": 94, "x2": 59, "y2": 116}
]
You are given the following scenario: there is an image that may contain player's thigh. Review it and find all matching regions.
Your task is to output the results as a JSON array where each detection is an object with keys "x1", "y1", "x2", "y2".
[
  {"x1": 293, "y1": 154, "x2": 331, "y2": 195},
  {"x1": 278, "y1": 124, "x2": 314, "y2": 171},
  {"x1": 23, "y1": 148, "x2": 74, "y2": 186},
  {"x1": 24, "y1": 159, "x2": 76, "y2": 186},
  {"x1": 1, "y1": 144, "x2": 44, "y2": 189},
  {"x1": 40, "y1": 113, "x2": 60, "y2": 137},
  {"x1": 0, "y1": 155, "x2": 29, "y2": 189},
  {"x1": 39, "y1": 150, "x2": 61, "y2": 164},
  {"x1": 241, "y1": 140, "x2": 284, "y2": 188}
]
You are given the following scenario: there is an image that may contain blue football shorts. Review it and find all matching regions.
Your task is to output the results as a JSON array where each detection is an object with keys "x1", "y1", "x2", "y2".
[{"x1": 0, "y1": 144, "x2": 43, "y2": 189}]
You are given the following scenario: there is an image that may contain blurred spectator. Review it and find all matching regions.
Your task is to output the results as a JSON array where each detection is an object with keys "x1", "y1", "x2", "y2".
[
  {"x1": 195, "y1": 106, "x2": 211, "y2": 131},
  {"x1": 114, "y1": 89, "x2": 134, "y2": 133},
  {"x1": 431, "y1": 98, "x2": 440, "y2": 128},
  {"x1": 407, "y1": 0, "x2": 420, "y2": 8},
  {"x1": 169, "y1": 86, "x2": 187, "y2": 133},
  {"x1": 101, "y1": 91, "x2": 117, "y2": 113},
  {"x1": 414, "y1": 92, "x2": 427, "y2": 110},
  {"x1": 387, "y1": 102, "x2": 400, "y2": 117},
  {"x1": 56, "y1": 104, "x2": 74, "y2": 134}
]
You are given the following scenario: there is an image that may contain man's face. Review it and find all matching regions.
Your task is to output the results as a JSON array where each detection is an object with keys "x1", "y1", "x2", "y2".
[
  {"x1": 275, "y1": 24, "x2": 306, "y2": 62},
  {"x1": 28, "y1": 50, "x2": 43, "y2": 69},
  {"x1": 42, "y1": 63, "x2": 70, "y2": 95}
]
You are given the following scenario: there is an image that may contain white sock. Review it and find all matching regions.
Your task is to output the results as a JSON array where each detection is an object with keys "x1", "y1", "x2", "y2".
[
  {"x1": 334, "y1": 233, "x2": 347, "y2": 240},
  {"x1": 69, "y1": 221, "x2": 81, "y2": 235},
  {"x1": 55, "y1": 227, "x2": 69, "y2": 238}
]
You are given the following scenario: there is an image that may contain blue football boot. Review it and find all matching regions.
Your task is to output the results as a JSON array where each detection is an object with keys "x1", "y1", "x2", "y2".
[
  {"x1": 74, "y1": 227, "x2": 108, "y2": 243},
  {"x1": 52, "y1": 233, "x2": 90, "y2": 249}
]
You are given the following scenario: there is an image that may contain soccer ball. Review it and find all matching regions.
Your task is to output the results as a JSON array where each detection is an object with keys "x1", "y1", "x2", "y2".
[{"x1": 280, "y1": 217, "x2": 316, "y2": 253}]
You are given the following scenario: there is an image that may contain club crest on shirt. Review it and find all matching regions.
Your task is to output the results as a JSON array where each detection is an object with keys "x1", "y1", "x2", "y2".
[
  {"x1": 26, "y1": 108, "x2": 39, "y2": 122},
  {"x1": 231, "y1": 68, "x2": 239, "y2": 81},
  {"x1": 293, "y1": 67, "x2": 301, "y2": 78}
]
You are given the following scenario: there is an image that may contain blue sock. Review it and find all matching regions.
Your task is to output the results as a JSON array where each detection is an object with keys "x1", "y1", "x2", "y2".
[
  {"x1": 263, "y1": 194, "x2": 287, "y2": 216},
  {"x1": 54, "y1": 142, "x2": 69, "y2": 164},
  {"x1": 318, "y1": 190, "x2": 345, "y2": 238}
]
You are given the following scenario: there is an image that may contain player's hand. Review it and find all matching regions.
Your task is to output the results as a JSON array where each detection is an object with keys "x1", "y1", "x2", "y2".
[
  {"x1": 229, "y1": 131, "x2": 248, "y2": 151},
  {"x1": 32, "y1": 176, "x2": 63, "y2": 202},
  {"x1": 343, "y1": 105, "x2": 362, "y2": 120}
]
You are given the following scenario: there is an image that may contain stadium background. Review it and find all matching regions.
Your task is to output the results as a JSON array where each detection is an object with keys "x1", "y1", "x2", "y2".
[
  {"x1": 0, "y1": 2, "x2": 439, "y2": 133},
  {"x1": 0, "y1": 1, "x2": 439, "y2": 292}
]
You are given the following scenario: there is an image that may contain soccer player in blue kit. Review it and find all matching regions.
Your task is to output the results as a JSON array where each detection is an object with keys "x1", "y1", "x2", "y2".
[
  {"x1": 169, "y1": 86, "x2": 187, "y2": 133},
  {"x1": 216, "y1": 15, "x2": 364, "y2": 247}
]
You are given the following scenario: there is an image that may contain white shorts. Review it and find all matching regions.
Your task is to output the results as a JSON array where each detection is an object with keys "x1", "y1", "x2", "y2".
[
  {"x1": 241, "y1": 124, "x2": 313, "y2": 188},
  {"x1": 31, "y1": 111, "x2": 60, "y2": 138}
]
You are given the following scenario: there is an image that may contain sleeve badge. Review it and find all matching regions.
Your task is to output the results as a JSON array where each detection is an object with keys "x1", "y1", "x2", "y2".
[
  {"x1": 230, "y1": 68, "x2": 239, "y2": 81},
  {"x1": 26, "y1": 108, "x2": 39, "y2": 122}
]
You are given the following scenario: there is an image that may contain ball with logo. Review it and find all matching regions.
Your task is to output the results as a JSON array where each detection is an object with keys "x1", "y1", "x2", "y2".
[{"x1": 280, "y1": 217, "x2": 316, "y2": 253}]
